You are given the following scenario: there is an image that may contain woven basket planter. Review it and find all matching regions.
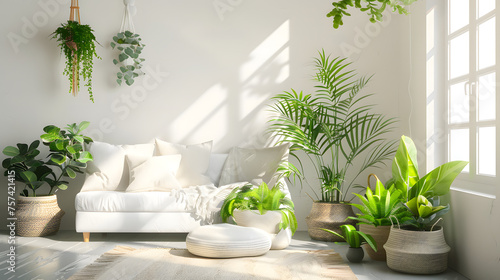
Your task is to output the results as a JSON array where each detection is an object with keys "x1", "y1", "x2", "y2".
[
  {"x1": 359, "y1": 224, "x2": 391, "y2": 261},
  {"x1": 16, "y1": 195, "x2": 65, "y2": 237},
  {"x1": 384, "y1": 226, "x2": 450, "y2": 274},
  {"x1": 305, "y1": 202, "x2": 356, "y2": 242}
]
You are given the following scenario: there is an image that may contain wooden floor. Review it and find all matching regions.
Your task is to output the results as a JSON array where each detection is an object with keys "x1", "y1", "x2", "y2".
[{"x1": 0, "y1": 231, "x2": 469, "y2": 280}]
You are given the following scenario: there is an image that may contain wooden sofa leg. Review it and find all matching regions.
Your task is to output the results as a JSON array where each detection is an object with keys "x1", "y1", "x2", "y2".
[{"x1": 83, "y1": 232, "x2": 90, "y2": 242}]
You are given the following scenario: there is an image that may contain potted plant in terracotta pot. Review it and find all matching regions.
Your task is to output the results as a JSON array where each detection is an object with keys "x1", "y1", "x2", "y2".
[
  {"x1": 51, "y1": 20, "x2": 100, "y2": 102},
  {"x1": 348, "y1": 173, "x2": 412, "y2": 261},
  {"x1": 321, "y1": 224, "x2": 377, "y2": 263},
  {"x1": 2, "y1": 121, "x2": 93, "y2": 236},
  {"x1": 220, "y1": 182, "x2": 297, "y2": 249},
  {"x1": 268, "y1": 50, "x2": 398, "y2": 241},
  {"x1": 383, "y1": 135, "x2": 468, "y2": 274}
]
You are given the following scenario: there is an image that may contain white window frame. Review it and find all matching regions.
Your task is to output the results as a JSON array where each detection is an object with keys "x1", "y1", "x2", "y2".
[{"x1": 426, "y1": 0, "x2": 499, "y2": 197}]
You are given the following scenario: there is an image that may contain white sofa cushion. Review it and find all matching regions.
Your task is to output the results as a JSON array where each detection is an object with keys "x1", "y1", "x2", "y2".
[
  {"x1": 125, "y1": 154, "x2": 182, "y2": 192},
  {"x1": 207, "y1": 154, "x2": 228, "y2": 186},
  {"x1": 75, "y1": 191, "x2": 191, "y2": 212},
  {"x1": 218, "y1": 144, "x2": 290, "y2": 186},
  {"x1": 155, "y1": 139, "x2": 213, "y2": 187},
  {"x1": 83, "y1": 141, "x2": 155, "y2": 191},
  {"x1": 186, "y1": 224, "x2": 271, "y2": 258}
]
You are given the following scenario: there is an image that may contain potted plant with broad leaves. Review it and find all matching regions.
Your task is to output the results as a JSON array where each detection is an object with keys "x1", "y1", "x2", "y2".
[
  {"x1": 220, "y1": 182, "x2": 297, "y2": 249},
  {"x1": 348, "y1": 173, "x2": 412, "y2": 261},
  {"x1": 321, "y1": 225, "x2": 377, "y2": 263},
  {"x1": 268, "y1": 50, "x2": 398, "y2": 242},
  {"x1": 51, "y1": 20, "x2": 101, "y2": 102},
  {"x1": 383, "y1": 135, "x2": 468, "y2": 274},
  {"x1": 2, "y1": 121, "x2": 93, "y2": 236},
  {"x1": 111, "y1": 30, "x2": 146, "y2": 86}
]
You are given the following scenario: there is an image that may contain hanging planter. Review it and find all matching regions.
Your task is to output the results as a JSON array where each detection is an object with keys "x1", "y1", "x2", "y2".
[
  {"x1": 111, "y1": 0, "x2": 145, "y2": 86},
  {"x1": 51, "y1": 0, "x2": 100, "y2": 102}
]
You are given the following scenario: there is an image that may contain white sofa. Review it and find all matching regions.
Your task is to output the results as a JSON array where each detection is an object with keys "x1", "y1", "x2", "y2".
[{"x1": 75, "y1": 140, "x2": 290, "y2": 242}]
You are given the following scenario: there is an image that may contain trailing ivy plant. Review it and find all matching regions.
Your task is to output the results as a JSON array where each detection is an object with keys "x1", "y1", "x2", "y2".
[
  {"x1": 110, "y1": 31, "x2": 146, "y2": 86},
  {"x1": 328, "y1": 0, "x2": 419, "y2": 29},
  {"x1": 51, "y1": 20, "x2": 101, "y2": 102}
]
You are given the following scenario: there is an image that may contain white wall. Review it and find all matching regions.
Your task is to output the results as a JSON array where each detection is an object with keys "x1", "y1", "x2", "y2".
[
  {"x1": 1, "y1": 1, "x2": 408, "y2": 233},
  {"x1": 407, "y1": 1, "x2": 500, "y2": 279}
]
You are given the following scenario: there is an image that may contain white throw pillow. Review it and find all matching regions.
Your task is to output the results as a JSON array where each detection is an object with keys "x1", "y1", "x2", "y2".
[
  {"x1": 218, "y1": 144, "x2": 290, "y2": 187},
  {"x1": 207, "y1": 154, "x2": 229, "y2": 186},
  {"x1": 84, "y1": 141, "x2": 155, "y2": 191},
  {"x1": 155, "y1": 139, "x2": 213, "y2": 187},
  {"x1": 125, "y1": 154, "x2": 182, "y2": 193}
]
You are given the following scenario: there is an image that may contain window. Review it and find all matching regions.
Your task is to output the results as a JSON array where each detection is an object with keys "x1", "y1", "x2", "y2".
[{"x1": 427, "y1": 0, "x2": 498, "y2": 196}]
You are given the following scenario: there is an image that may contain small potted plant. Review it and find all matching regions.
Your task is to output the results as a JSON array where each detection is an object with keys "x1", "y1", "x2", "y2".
[
  {"x1": 383, "y1": 135, "x2": 468, "y2": 274},
  {"x1": 111, "y1": 30, "x2": 146, "y2": 86},
  {"x1": 348, "y1": 173, "x2": 412, "y2": 261},
  {"x1": 51, "y1": 20, "x2": 101, "y2": 102},
  {"x1": 321, "y1": 225, "x2": 377, "y2": 263},
  {"x1": 2, "y1": 121, "x2": 93, "y2": 236},
  {"x1": 220, "y1": 182, "x2": 297, "y2": 249}
]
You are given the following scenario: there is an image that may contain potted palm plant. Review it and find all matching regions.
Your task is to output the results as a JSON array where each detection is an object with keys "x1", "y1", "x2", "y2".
[
  {"x1": 348, "y1": 174, "x2": 412, "y2": 261},
  {"x1": 2, "y1": 121, "x2": 93, "y2": 236},
  {"x1": 383, "y1": 135, "x2": 468, "y2": 274},
  {"x1": 220, "y1": 182, "x2": 297, "y2": 249},
  {"x1": 268, "y1": 50, "x2": 398, "y2": 241},
  {"x1": 321, "y1": 225, "x2": 377, "y2": 263}
]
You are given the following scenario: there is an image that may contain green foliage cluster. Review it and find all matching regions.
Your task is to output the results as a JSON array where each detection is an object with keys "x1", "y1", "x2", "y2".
[
  {"x1": 220, "y1": 182, "x2": 297, "y2": 235},
  {"x1": 2, "y1": 121, "x2": 93, "y2": 197},
  {"x1": 387, "y1": 136, "x2": 468, "y2": 230},
  {"x1": 321, "y1": 224, "x2": 377, "y2": 250},
  {"x1": 111, "y1": 31, "x2": 146, "y2": 86},
  {"x1": 327, "y1": 0, "x2": 418, "y2": 28},
  {"x1": 51, "y1": 20, "x2": 101, "y2": 102},
  {"x1": 349, "y1": 174, "x2": 412, "y2": 227},
  {"x1": 268, "y1": 50, "x2": 397, "y2": 203}
]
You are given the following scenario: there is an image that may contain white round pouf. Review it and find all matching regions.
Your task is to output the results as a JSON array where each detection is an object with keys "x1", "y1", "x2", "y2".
[{"x1": 186, "y1": 224, "x2": 271, "y2": 258}]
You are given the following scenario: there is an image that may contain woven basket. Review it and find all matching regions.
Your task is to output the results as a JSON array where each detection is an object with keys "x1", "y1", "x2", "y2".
[
  {"x1": 359, "y1": 224, "x2": 391, "y2": 261},
  {"x1": 384, "y1": 226, "x2": 450, "y2": 274},
  {"x1": 16, "y1": 195, "x2": 65, "y2": 237},
  {"x1": 305, "y1": 202, "x2": 356, "y2": 242}
]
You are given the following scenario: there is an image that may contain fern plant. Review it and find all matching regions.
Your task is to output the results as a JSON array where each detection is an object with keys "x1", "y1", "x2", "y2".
[
  {"x1": 220, "y1": 182, "x2": 297, "y2": 235},
  {"x1": 51, "y1": 20, "x2": 101, "y2": 102},
  {"x1": 268, "y1": 50, "x2": 397, "y2": 203},
  {"x1": 327, "y1": 0, "x2": 419, "y2": 29}
]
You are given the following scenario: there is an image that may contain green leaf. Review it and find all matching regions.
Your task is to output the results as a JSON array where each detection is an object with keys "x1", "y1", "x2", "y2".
[
  {"x1": 20, "y1": 171, "x2": 37, "y2": 183},
  {"x1": 113, "y1": 59, "x2": 119, "y2": 65},
  {"x1": 119, "y1": 53, "x2": 128, "y2": 62},
  {"x1": 110, "y1": 42, "x2": 116, "y2": 48},
  {"x1": 66, "y1": 168, "x2": 76, "y2": 179},
  {"x1": 51, "y1": 154, "x2": 66, "y2": 165},
  {"x1": 3, "y1": 146, "x2": 20, "y2": 156},
  {"x1": 58, "y1": 184, "x2": 68, "y2": 190},
  {"x1": 78, "y1": 151, "x2": 93, "y2": 163},
  {"x1": 73, "y1": 135, "x2": 84, "y2": 143}
]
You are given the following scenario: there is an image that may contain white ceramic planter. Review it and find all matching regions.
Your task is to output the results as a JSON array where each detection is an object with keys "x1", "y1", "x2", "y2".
[{"x1": 232, "y1": 209, "x2": 292, "y2": 250}]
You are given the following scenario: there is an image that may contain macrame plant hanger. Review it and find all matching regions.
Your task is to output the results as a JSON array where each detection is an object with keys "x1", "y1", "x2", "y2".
[
  {"x1": 69, "y1": 0, "x2": 81, "y2": 96},
  {"x1": 120, "y1": 1, "x2": 136, "y2": 34}
]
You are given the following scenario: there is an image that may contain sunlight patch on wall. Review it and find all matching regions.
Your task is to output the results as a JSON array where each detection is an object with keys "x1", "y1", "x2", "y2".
[
  {"x1": 170, "y1": 84, "x2": 227, "y2": 143},
  {"x1": 239, "y1": 20, "x2": 290, "y2": 83}
]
